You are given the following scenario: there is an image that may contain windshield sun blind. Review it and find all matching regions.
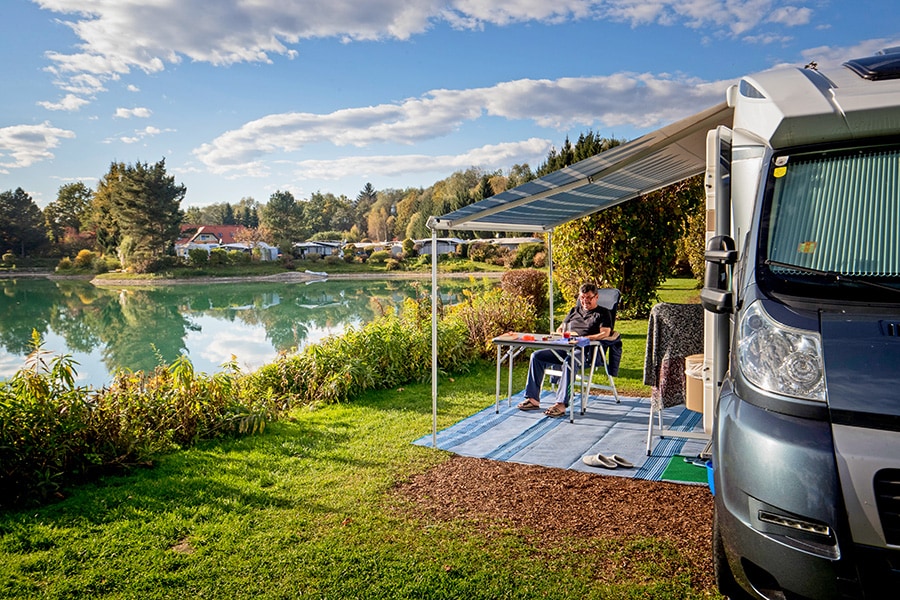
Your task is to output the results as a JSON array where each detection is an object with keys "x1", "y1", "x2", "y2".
[{"x1": 763, "y1": 144, "x2": 900, "y2": 297}]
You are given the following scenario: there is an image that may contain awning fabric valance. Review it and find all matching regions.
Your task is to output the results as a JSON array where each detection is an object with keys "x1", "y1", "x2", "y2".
[{"x1": 428, "y1": 102, "x2": 733, "y2": 233}]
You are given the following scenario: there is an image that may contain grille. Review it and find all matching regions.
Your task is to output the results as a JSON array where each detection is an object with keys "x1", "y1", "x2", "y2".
[{"x1": 874, "y1": 469, "x2": 900, "y2": 545}]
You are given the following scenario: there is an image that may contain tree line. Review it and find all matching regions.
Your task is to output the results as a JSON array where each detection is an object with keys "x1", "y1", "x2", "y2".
[{"x1": 1, "y1": 130, "x2": 703, "y2": 315}]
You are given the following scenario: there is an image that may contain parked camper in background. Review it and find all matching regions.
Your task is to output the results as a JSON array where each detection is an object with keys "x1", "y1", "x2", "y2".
[{"x1": 702, "y1": 49, "x2": 900, "y2": 599}]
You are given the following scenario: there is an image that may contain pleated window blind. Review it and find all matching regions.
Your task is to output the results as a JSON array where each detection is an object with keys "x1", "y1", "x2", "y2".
[{"x1": 767, "y1": 147, "x2": 900, "y2": 277}]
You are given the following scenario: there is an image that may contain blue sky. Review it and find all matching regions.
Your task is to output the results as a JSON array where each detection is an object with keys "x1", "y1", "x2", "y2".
[{"x1": 1, "y1": 0, "x2": 898, "y2": 209}]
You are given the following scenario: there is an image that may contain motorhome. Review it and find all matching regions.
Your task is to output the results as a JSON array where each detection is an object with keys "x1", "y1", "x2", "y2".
[
  {"x1": 701, "y1": 50, "x2": 900, "y2": 599},
  {"x1": 428, "y1": 48, "x2": 900, "y2": 599}
]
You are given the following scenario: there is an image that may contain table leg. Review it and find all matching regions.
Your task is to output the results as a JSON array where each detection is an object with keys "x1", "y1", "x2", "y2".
[
  {"x1": 495, "y1": 344, "x2": 502, "y2": 413},
  {"x1": 568, "y1": 348, "x2": 576, "y2": 423},
  {"x1": 507, "y1": 347, "x2": 515, "y2": 408}
]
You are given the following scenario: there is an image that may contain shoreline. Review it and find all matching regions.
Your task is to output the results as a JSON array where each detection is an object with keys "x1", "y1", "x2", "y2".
[{"x1": 1, "y1": 270, "x2": 504, "y2": 286}]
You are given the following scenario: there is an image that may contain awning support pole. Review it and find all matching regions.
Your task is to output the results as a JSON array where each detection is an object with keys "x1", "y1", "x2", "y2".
[
  {"x1": 430, "y1": 228, "x2": 438, "y2": 447},
  {"x1": 548, "y1": 230, "x2": 554, "y2": 332}
]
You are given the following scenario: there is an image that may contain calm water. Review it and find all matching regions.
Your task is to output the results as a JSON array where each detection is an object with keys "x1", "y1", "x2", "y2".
[{"x1": 0, "y1": 276, "x2": 482, "y2": 389}]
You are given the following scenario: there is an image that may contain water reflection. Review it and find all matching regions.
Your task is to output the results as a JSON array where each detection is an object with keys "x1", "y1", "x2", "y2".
[{"x1": 0, "y1": 277, "x2": 481, "y2": 388}]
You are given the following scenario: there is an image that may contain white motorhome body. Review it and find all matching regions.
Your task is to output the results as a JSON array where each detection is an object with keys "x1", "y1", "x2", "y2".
[{"x1": 430, "y1": 49, "x2": 900, "y2": 598}]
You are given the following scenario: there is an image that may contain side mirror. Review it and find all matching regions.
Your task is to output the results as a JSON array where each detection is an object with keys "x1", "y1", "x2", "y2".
[{"x1": 700, "y1": 235, "x2": 737, "y2": 314}]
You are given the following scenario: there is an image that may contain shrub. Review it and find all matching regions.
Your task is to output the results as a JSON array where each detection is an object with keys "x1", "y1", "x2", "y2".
[
  {"x1": 445, "y1": 288, "x2": 537, "y2": 358},
  {"x1": 56, "y1": 257, "x2": 73, "y2": 271},
  {"x1": 0, "y1": 333, "x2": 272, "y2": 508},
  {"x1": 324, "y1": 254, "x2": 342, "y2": 265},
  {"x1": 228, "y1": 250, "x2": 251, "y2": 265},
  {"x1": 501, "y1": 268, "x2": 549, "y2": 316},
  {"x1": 188, "y1": 247, "x2": 209, "y2": 267},
  {"x1": 385, "y1": 258, "x2": 402, "y2": 270},
  {"x1": 92, "y1": 257, "x2": 109, "y2": 274},
  {"x1": 246, "y1": 297, "x2": 474, "y2": 407},
  {"x1": 73, "y1": 249, "x2": 97, "y2": 269},
  {"x1": 511, "y1": 242, "x2": 545, "y2": 268},
  {"x1": 2, "y1": 251, "x2": 14, "y2": 265},
  {"x1": 209, "y1": 247, "x2": 228, "y2": 267},
  {"x1": 467, "y1": 241, "x2": 500, "y2": 263},
  {"x1": 368, "y1": 250, "x2": 391, "y2": 264}
]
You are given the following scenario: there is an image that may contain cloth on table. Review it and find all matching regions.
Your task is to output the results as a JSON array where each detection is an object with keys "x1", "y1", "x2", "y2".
[{"x1": 643, "y1": 303, "x2": 703, "y2": 411}]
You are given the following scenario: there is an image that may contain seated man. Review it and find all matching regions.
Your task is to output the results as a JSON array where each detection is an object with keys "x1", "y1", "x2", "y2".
[{"x1": 517, "y1": 282, "x2": 617, "y2": 417}]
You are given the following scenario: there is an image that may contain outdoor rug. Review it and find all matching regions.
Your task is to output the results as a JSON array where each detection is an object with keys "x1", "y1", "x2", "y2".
[{"x1": 414, "y1": 389, "x2": 710, "y2": 486}]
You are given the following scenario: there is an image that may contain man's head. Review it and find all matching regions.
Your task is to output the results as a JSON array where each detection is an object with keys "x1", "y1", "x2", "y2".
[{"x1": 579, "y1": 283, "x2": 599, "y2": 309}]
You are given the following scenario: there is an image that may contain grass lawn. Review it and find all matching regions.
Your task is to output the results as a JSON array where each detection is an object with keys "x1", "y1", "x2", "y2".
[{"x1": 0, "y1": 278, "x2": 712, "y2": 599}]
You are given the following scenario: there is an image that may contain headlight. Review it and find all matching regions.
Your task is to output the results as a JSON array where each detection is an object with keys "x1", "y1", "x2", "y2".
[{"x1": 738, "y1": 301, "x2": 826, "y2": 401}]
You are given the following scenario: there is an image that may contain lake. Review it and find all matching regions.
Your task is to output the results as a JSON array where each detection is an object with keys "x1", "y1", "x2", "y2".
[{"x1": 0, "y1": 276, "x2": 491, "y2": 389}]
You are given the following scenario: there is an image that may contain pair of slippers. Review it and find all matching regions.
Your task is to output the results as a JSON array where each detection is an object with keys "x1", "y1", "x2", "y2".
[{"x1": 582, "y1": 453, "x2": 634, "y2": 469}]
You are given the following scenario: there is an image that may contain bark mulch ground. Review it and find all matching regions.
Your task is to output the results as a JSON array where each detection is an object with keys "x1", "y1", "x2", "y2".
[{"x1": 394, "y1": 455, "x2": 715, "y2": 592}]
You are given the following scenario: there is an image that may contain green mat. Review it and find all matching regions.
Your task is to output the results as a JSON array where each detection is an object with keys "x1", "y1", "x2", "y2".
[{"x1": 660, "y1": 455, "x2": 709, "y2": 485}]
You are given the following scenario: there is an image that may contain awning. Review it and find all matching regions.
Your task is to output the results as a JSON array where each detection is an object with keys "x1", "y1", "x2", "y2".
[
  {"x1": 426, "y1": 101, "x2": 734, "y2": 446},
  {"x1": 427, "y1": 101, "x2": 733, "y2": 233}
]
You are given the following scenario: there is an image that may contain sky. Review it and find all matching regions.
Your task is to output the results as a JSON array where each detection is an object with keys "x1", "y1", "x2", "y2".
[{"x1": 1, "y1": 1, "x2": 898, "y2": 210}]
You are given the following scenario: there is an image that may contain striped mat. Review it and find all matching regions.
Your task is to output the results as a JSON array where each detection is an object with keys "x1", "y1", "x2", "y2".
[{"x1": 414, "y1": 390, "x2": 709, "y2": 485}]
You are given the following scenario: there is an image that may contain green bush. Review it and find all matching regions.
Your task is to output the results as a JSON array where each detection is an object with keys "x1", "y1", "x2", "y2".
[
  {"x1": 368, "y1": 250, "x2": 391, "y2": 264},
  {"x1": 511, "y1": 242, "x2": 545, "y2": 268},
  {"x1": 209, "y1": 247, "x2": 228, "y2": 266},
  {"x1": 228, "y1": 249, "x2": 251, "y2": 265},
  {"x1": 188, "y1": 248, "x2": 209, "y2": 267},
  {"x1": 324, "y1": 254, "x2": 343, "y2": 265},
  {"x1": 55, "y1": 257, "x2": 73, "y2": 271},
  {"x1": 0, "y1": 337, "x2": 93, "y2": 506},
  {"x1": 2, "y1": 251, "x2": 15, "y2": 265},
  {"x1": 385, "y1": 258, "x2": 401, "y2": 270},
  {"x1": 92, "y1": 256, "x2": 109, "y2": 273},
  {"x1": 0, "y1": 333, "x2": 271, "y2": 508},
  {"x1": 246, "y1": 297, "x2": 474, "y2": 406}
]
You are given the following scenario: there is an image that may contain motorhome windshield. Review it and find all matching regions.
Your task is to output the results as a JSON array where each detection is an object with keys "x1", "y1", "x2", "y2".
[{"x1": 761, "y1": 143, "x2": 900, "y2": 300}]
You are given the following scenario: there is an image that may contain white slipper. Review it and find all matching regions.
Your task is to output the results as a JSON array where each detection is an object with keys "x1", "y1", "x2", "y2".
[
  {"x1": 581, "y1": 453, "x2": 617, "y2": 469},
  {"x1": 611, "y1": 454, "x2": 634, "y2": 468}
]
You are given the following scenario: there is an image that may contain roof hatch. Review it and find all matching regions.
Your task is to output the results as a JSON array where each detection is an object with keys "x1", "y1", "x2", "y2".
[{"x1": 843, "y1": 47, "x2": 900, "y2": 81}]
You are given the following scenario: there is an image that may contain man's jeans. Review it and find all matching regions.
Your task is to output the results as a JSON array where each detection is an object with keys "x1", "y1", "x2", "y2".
[{"x1": 523, "y1": 347, "x2": 592, "y2": 406}]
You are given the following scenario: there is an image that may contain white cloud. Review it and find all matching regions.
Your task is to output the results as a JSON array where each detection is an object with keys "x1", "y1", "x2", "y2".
[
  {"x1": 114, "y1": 107, "x2": 152, "y2": 119},
  {"x1": 193, "y1": 72, "x2": 732, "y2": 176},
  {"x1": 34, "y1": 0, "x2": 809, "y2": 99},
  {"x1": 766, "y1": 6, "x2": 812, "y2": 26},
  {"x1": 112, "y1": 126, "x2": 173, "y2": 145},
  {"x1": 0, "y1": 122, "x2": 76, "y2": 172},
  {"x1": 293, "y1": 139, "x2": 553, "y2": 180},
  {"x1": 795, "y1": 37, "x2": 900, "y2": 70},
  {"x1": 36, "y1": 93, "x2": 90, "y2": 112}
]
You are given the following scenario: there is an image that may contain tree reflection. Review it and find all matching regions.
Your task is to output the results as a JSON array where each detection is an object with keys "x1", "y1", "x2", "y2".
[{"x1": 0, "y1": 277, "x2": 479, "y2": 385}]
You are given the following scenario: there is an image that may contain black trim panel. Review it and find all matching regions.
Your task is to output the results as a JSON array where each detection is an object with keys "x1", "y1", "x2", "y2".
[{"x1": 831, "y1": 408, "x2": 900, "y2": 433}]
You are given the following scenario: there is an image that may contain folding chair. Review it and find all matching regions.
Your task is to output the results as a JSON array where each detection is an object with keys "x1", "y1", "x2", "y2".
[{"x1": 542, "y1": 288, "x2": 621, "y2": 418}]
